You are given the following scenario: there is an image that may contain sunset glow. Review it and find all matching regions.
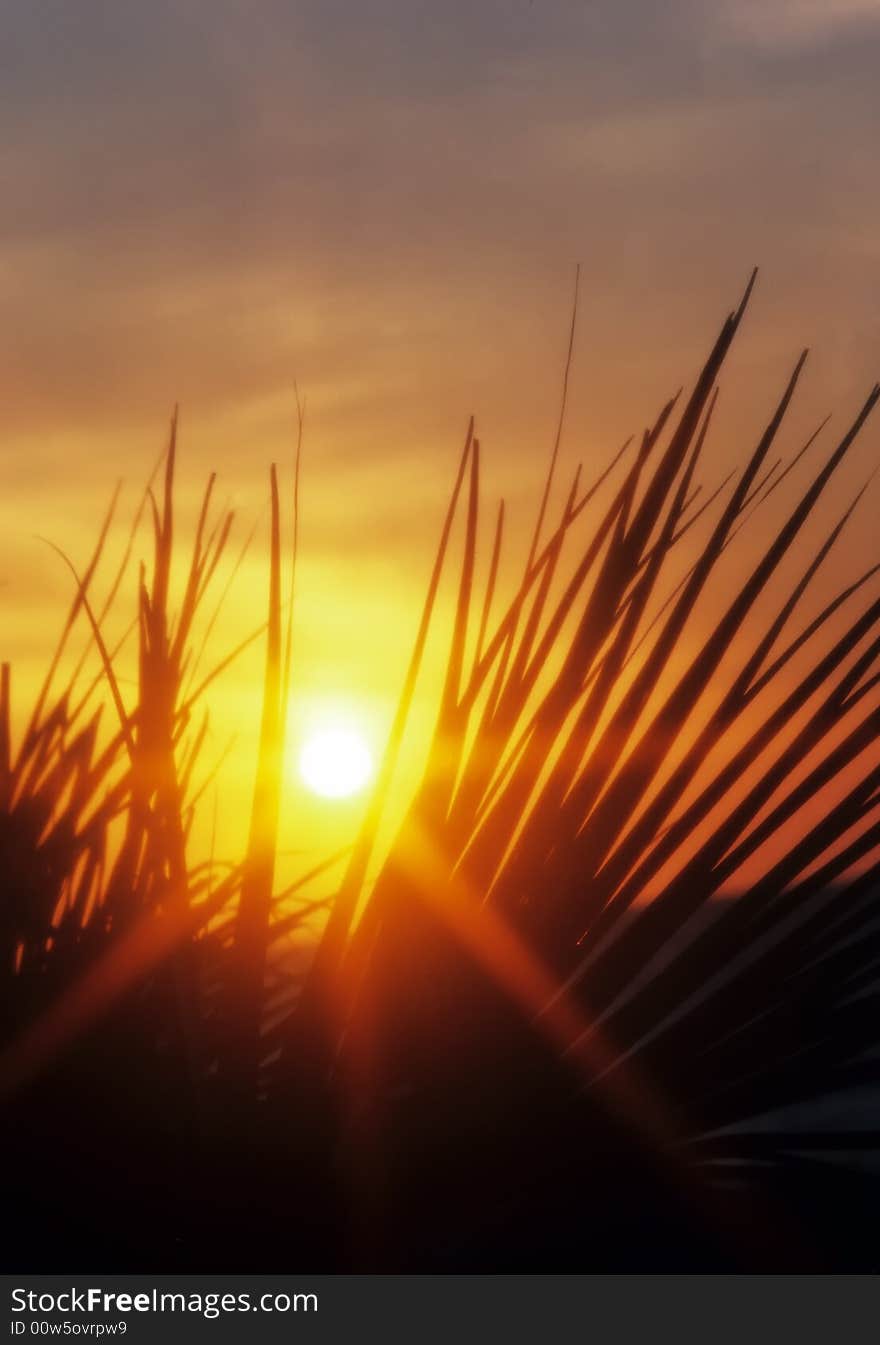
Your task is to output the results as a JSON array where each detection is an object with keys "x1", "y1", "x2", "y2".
[{"x1": 5, "y1": 0, "x2": 880, "y2": 1281}]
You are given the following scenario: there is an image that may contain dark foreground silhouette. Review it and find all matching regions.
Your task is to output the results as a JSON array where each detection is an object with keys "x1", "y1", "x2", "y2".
[{"x1": 3, "y1": 275, "x2": 879, "y2": 1271}]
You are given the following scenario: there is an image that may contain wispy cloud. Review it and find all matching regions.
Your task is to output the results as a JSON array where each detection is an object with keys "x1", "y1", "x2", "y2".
[
  {"x1": 711, "y1": 0, "x2": 880, "y2": 50},
  {"x1": 1, "y1": 0, "x2": 879, "y2": 583}
]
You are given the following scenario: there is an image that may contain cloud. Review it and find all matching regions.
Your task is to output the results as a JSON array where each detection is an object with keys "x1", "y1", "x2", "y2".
[
  {"x1": 1, "y1": 0, "x2": 879, "y2": 555},
  {"x1": 710, "y1": 0, "x2": 880, "y2": 50}
]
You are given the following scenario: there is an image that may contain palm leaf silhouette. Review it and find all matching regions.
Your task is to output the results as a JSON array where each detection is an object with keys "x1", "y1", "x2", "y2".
[{"x1": 2, "y1": 274, "x2": 879, "y2": 1270}]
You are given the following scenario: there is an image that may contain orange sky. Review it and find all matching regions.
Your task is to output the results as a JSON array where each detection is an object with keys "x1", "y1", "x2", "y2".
[{"x1": 3, "y1": 0, "x2": 880, "y2": 895}]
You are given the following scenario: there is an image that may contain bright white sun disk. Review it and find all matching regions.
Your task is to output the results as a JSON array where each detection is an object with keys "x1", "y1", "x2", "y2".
[{"x1": 299, "y1": 726, "x2": 373, "y2": 799}]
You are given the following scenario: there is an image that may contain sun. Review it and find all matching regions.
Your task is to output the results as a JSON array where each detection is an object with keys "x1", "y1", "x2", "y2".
[{"x1": 299, "y1": 724, "x2": 374, "y2": 800}]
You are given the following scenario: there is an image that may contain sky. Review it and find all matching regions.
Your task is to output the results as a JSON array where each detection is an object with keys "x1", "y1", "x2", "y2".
[{"x1": 3, "y1": 0, "x2": 880, "y2": 874}]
